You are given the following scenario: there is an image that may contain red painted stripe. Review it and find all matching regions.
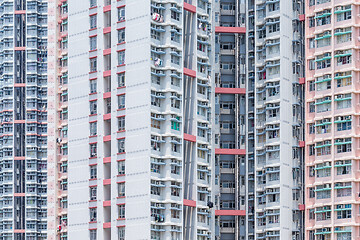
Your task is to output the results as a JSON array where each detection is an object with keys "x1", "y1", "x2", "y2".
[
  {"x1": 215, "y1": 210, "x2": 246, "y2": 216},
  {"x1": 103, "y1": 113, "x2": 111, "y2": 120},
  {"x1": 103, "y1": 5, "x2": 111, "y2": 12},
  {"x1": 14, "y1": 120, "x2": 25, "y2": 124},
  {"x1": 103, "y1": 48, "x2": 111, "y2": 56},
  {"x1": 103, "y1": 201, "x2": 111, "y2": 207},
  {"x1": 299, "y1": 141, "x2": 305, "y2": 148},
  {"x1": 14, "y1": 157, "x2": 25, "y2": 160},
  {"x1": 215, "y1": 148, "x2": 246, "y2": 155},
  {"x1": 103, "y1": 27, "x2": 111, "y2": 34},
  {"x1": 183, "y1": 199, "x2": 196, "y2": 207},
  {"x1": 299, "y1": 204, "x2": 305, "y2": 211},
  {"x1": 299, "y1": 77, "x2": 305, "y2": 85},
  {"x1": 14, "y1": 193, "x2": 25, "y2": 197},
  {"x1": 14, "y1": 47, "x2": 26, "y2": 51},
  {"x1": 184, "y1": 133, "x2": 196, "y2": 143},
  {"x1": 103, "y1": 92, "x2": 111, "y2": 99},
  {"x1": 215, "y1": 26, "x2": 246, "y2": 34},
  {"x1": 103, "y1": 179, "x2": 111, "y2": 185},
  {"x1": 103, "y1": 222, "x2": 111, "y2": 228},
  {"x1": 14, "y1": 229, "x2": 26, "y2": 233},
  {"x1": 183, "y1": 67, "x2": 196, "y2": 78},
  {"x1": 15, "y1": 10, "x2": 26, "y2": 15},
  {"x1": 103, "y1": 135, "x2": 111, "y2": 142},
  {"x1": 103, "y1": 70, "x2": 111, "y2": 77},
  {"x1": 215, "y1": 87, "x2": 246, "y2": 94},
  {"x1": 183, "y1": 2, "x2": 196, "y2": 13},
  {"x1": 299, "y1": 14, "x2": 305, "y2": 21},
  {"x1": 103, "y1": 157, "x2": 111, "y2": 163}
]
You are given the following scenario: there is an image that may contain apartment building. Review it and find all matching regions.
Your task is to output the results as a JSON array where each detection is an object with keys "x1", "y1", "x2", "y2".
[
  {"x1": 67, "y1": 0, "x2": 215, "y2": 239},
  {"x1": 305, "y1": 0, "x2": 360, "y2": 239},
  {"x1": 212, "y1": 0, "x2": 248, "y2": 239},
  {"x1": 249, "y1": 0, "x2": 306, "y2": 239},
  {"x1": 0, "y1": 0, "x2": 65, "y2": 239},
  {"x1": 47, "y1": 0, "x2": 69, "y2": 240}
]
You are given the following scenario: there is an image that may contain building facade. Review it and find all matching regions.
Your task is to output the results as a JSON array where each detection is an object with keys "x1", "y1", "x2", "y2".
[
  {"x1": 67, "y1": 0, "x2": 215, "y2": 239},
  {"x1": 212, "y1": 0, "x2": 247, "y2": 239},
  {"x1": 250, "y1": 0, "x2": 306, "y2": 239},
  {"x1": 0, "y1": 0, "x2": 64, "y2": 239},
  {"x1": 305, "y1": 0, "x2": 360, "y2": 239}
]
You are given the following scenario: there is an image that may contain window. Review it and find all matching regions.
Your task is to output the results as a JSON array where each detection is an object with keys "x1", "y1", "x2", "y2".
[
  {"x1": 308, "y1": 80, "x2": 315, "y2": 91},
  {"x1": 315, "y1": 31, "x2": 331, "y2": 48},
  {"x1": 118, "y1": 116, "x2": 125, "y2": 131},
  {"x1": 118, "y1": 227, "x2": 125, "y2": 240},
  {"x1": 90, "y1": 58, "x2": 97, "y2": 72},
  {"x1": 315, "y1": 118, "x2": 331, "y2": 134},
  {"x1": 316, "y1": 162, "x2": 331, "y2": 178},
  {"x1": 117, "y1": 73, "x2": 125, "y2": 87},
  {"x1": 316, "y1": 184, "x2": 331, "y2": 199},
  {"x1": 315, "y1": 140, "x2": 331, "y2": 156},
  {"x1": 118, "y1": 205, "x2": 125, "y2": 219},
  {"x1": 118, "y1": 29, "x2": 125, "y2": 44},
  {"x1": 309, "y1": 123, "x2": 315, "y2": 134},
  {"x1": 90, "y1": 229, "x2": 97, "y2": 240},
  {"x1": 308, "y1": 38, "x2": 315, "y2": 49},
  {"x1": 336, "y1": 5, "x2": 351, "y2": 22},
  {"x1": 90, "y1": 0, "x2": 97, "y2": 8},
  {"x1": 118, "y1": 7, "x2": 125, "y2": 22},
  {"x1": 90, "y1": 15, "x2": 97, "y2": 29},
  {"x1": 309, "y1": 209, "x2": 315, "y2": 220},
  {"x1": 267, "y1": 18, "x2": 280, "y2": 33},
  {"x1": 171, "y1": 10, "x2": 180, "y2": 21},
  {"x1": 268, "y1": 2, "x2": 279, "y2": 12},
  {"x1": 316, "y1": 96, "x2": 331, "y2": 113},
  {"x1": 336, "y1": 116, "x2": 351, "y2": 131},
  {"x1": 309, "y1": 102, "x2": 315, "y2": 113},
  {"x1": 336, "y1": 71, "x2": 352, "y2": 88},
  {"x1": 316, "y1": 9, "x2": 331, "y2": 26},
  {"x1": 118, "y1": 95, "x2": 125, "y2": 109},
  {"x1": 308, "y1": 16, "x2": 315, "y2": 28},
  {"x1": 118, "y1": 139, "x2": 125, "y2": 153},
  {"x1": 335, "y1": 49, "x2": 352, "y2": 66},
  {"x1": 90, "y1": 187, "x2": 97, "y2": 200},
  {"x1": 316, "y1": 53, "x2": 331, "y2": 69},
  {"x1": 335, "y1": 27, "x2": 352, "y2": 44},
  {"x1": 90, "y1": 208, "x2": 97, "y2": 222},
  {"x1": 118, "y1": 51, "x2": 125, "y2": 65},
  {"x1": 335, "y1": 160, "x2": 351, "y2": 175},
  {"x1": 90, "y1": 36, "x2": 97, "y2": 50},
  {"x1": 118, "y1": 182, "x2": 125, "y2": 197},
  {"x1": 90, "y1": 122, "x2": 97, "y2": 136},
  {"x1": 90, "y1": 143, "x2": 97, "y2": 157},
  {"x1": 315, "y1": 206, "x2": 331, "y2": 221},
  {"x1": 309, "y1": 187, "x2": 315, "y2": 198},
  {"x1": 90, "y1": 165, "x2": 97, "y2": 179},
  {"x1": 90, "y1": 101, "x2": 97, "y2": 115},
  {"x1": 308, "y1": 59, "x2": 315, "y2": 70},
  {"x1": 336, "y1": 138, "x2": 352, "y2": 153},
  {"x1": 118, "y1": 161, "x2": 125, "y2": 175},
  {"x1": 336, "y1": 94, "x2": 352, "y2": 109},
  {"x1": 90, "y1": 79, "x2": 97, "y2": 93},
  {"x1": 315, "y1": 74, "x2": 331, "y2": 91},
  {"x1": 336, "y1": 204, "x2": 351, "y2": 219},
  {"x1": 336, "y1": 182, "x2": 352, "y2": 197},
  {"x1": 309, "y1": 166, "x2": 315, "y2": 177}
]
